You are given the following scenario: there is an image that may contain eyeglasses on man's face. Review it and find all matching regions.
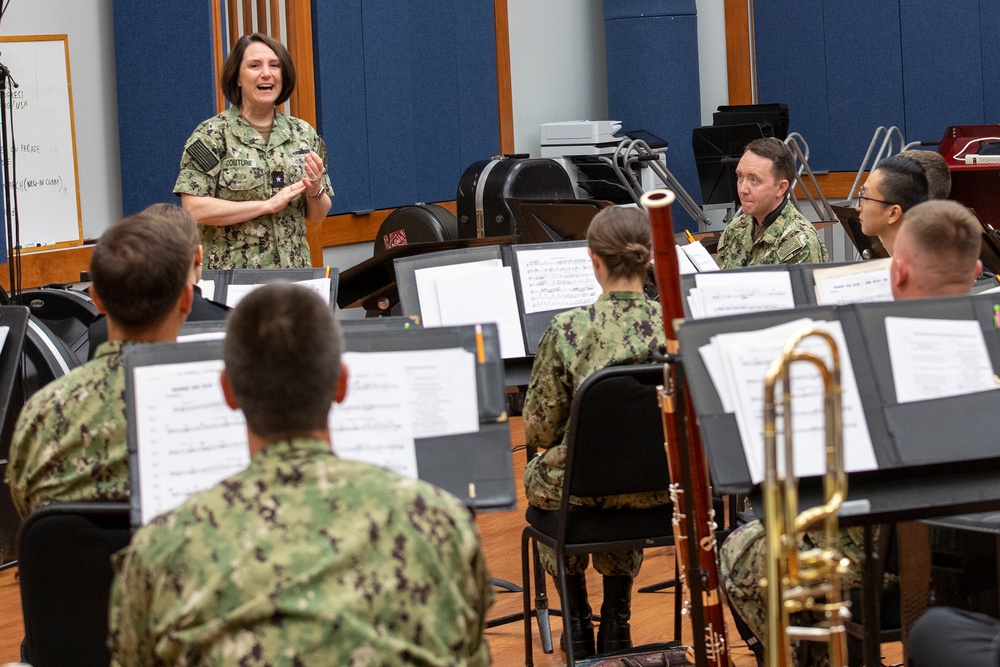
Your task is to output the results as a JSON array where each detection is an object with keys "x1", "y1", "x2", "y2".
[{"x1": 854, "y1": 186, "x2": 894, "y2": 207}]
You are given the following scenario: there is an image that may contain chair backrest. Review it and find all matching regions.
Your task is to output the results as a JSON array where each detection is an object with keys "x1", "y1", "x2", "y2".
[
  {"x1": 18, "y1": 502, "x2": 131, "y2": 667},
  {"x1": 563, "y1": 363, "x2": 670, "y2": 500}
]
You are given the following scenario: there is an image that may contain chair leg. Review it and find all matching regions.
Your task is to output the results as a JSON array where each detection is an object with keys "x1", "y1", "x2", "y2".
[
  {"x1": 532, "y1": 541, "x2": 553, "y2": 654},
  {"x1": 521, "y1": 530, "x2": 534, "y2": 667}
]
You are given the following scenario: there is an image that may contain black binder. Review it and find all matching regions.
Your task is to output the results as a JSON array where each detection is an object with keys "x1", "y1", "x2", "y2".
[{"x1": 205, "y1": 268, "x2": 339, "y2": 307}]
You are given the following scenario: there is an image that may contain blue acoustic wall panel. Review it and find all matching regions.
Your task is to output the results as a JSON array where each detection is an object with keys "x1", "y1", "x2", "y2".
[
  {"x1": 312, "y1": 0, "x2": 500, "y2": 215},
  {"x1": 754, "y1": 1, "x2": 831, "y2": 172},
  {"x1": 113, "y1": 1, "x2": 217, "y2": 216},
  {"x1": 603, "y1": 0, "x2": 697, "y2": 20},
  {"x1": 823, "y1": 1, "x2": 904, "y2": 171},
  {"x1": 360, "y1": 0, "x2": 499, "y2": 211},
  {"x1": 901, "y1": 0, "x2": 984, "y2": 143},
  {"x1": 604, "y1": 5, "x2": 701, "y2": 231},
  {"x1": 314, "y1": 0, "x2": 371, "y2": 215},
  {"x1": 980, "y1": 0, "x2": 1000, "y2": 125}
]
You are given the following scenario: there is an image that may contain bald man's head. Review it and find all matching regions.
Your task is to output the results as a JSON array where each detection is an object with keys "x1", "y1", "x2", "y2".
[{"x1": 890, "y1": 200, "x2": 981, "y2": 300}]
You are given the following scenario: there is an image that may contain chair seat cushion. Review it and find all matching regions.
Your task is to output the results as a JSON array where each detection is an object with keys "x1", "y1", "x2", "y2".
[{"x1": 525, "y1": 503, "x2": 675, "y2": 546}]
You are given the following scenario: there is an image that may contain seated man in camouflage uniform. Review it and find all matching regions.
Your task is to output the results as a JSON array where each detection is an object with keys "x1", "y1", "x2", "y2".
[
  {"x1": 6, "y1": 210, "x2": 194, "y2": 518},
  {"x1": 721, "y1": 200, "x2": 982, "y2": 667},
  {"x1": 716, "y1": 137, "x2": 829, "y2": 269},
  {"x1": 108, "y1": 283, "x2": 493, "y2": 666}
]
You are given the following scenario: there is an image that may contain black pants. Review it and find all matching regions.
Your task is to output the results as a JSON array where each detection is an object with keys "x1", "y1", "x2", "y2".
[{"x1": 908, "y1": 607, "x2": 1000, "y2": 667}]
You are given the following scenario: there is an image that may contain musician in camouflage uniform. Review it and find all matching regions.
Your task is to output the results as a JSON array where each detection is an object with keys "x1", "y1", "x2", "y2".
[
  {"x1": 175, "y1": 33, "x2": 333, "y2": 269},
  {"x1": 722, "y1": 201, "x2": 983, "y2": 666},
  {"x1": 716, "y1": 137, "x2": 828, "y2": 269},
  {"x1": 108, "y1": 284, "x2": 492, "y2": 666},
  {"x1": 6, "y1": 209, "x2": 194, "y2": 517},
  {"x1": 523, "y1": 206, "x2": 670, "y2": 658}
]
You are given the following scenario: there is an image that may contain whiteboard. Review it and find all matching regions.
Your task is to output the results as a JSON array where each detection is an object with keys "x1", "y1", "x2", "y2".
[{"x1": 0, "y1": 35, "x2": 83, "y2": 250}]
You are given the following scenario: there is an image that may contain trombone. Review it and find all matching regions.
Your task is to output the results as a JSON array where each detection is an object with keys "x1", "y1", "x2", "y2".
[{"x1": 762, "y1": 328, "x2": 852, "y2": 667}]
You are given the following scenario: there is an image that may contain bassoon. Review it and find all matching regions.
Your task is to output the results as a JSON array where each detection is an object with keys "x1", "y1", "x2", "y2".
[{"x1": 641, "y1": 189, "x2": 730, "y2": 666}]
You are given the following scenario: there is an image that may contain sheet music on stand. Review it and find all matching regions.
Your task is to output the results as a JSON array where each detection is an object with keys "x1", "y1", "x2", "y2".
[
  {"x1": 687, "y1": 270, "x2": 795, "y2": 319},
  {"x1": 812, "y1": 258, "x2": 893, "y2": 305},
  {"x1": 126, "y1": 325, "x2": 516, "y2": 527},
  {"x1": 203, "y1": 268, "x2": 339, "y2": 307}
]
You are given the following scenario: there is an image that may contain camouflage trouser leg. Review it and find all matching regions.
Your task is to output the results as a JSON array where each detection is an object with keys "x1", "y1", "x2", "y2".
[
  {"x1": 524, "y1": 446, "x2": 668, "y2": 578},
  {"x1": 719, "y1": 520, "x2": 831, "y2": 667}
]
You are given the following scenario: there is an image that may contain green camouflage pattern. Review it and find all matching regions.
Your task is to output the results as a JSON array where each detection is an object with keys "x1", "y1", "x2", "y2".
[
  {"x1": 716, "y1": 199, "x2": 829, "y2": 269},
  {"x1": 108, "y1": 437, "x2": 493, "y2": 667},
  {"x1": 174, "y1": 106, "x2": 334, "y2": 270},
  {"x1": 720, "y1": 520, "x2": 886, "y2": 666},
  {"x1": 6, "y1": 340, "x2": 133, "y2": 518},
  {"x1": 522, "y1": 291, "x2": 671, "y2": 577}
]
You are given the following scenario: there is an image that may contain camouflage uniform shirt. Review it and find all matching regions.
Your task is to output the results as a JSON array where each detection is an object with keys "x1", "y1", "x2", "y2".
[
  {"x1": 174, "y1": 106, "x2": 334, "y2": 269},
  {"x1": 108, "y1": 437, "x2": 493, "y2": 667},
  {"x1": 716, "y1": 199, "x2": 829, "y2": 269},
  {"x1": 523, "y1": 291, "x2": 671, "y2": 576},
  {"x1": 6, "y1": 340, "x2": 133, "y2": 518}
]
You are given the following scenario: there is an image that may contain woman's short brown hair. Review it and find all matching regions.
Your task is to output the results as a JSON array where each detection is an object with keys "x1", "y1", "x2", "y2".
[
  {"x1": 586, "y1": 206, "x2": 652, "y2": 282},
  {"x1": 220, "y1": 33, "x2": 296, "y2": 108}
]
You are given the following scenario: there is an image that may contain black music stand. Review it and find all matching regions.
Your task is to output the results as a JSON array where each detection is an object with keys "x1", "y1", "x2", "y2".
[
  {"x1": 504, "y1": 198, "x2": 611, "y2": 244},
  {"x1": 691, "y1": 123, "x2": 771, "y2": 207},
  {"x1": 712, "y1": 103, "x2": 789, "y2": 140},
  {"x1": 676, "y1": 295, "x2": 1000, "y2": 666}
]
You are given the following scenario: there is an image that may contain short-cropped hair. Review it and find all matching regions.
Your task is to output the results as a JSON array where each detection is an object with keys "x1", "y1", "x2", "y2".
[
  {"x1": 221, "y1": 33, "x2": 296, "y2": 108},
  {"x1": 898, "y1": 149, "x2": 952, "y2": 200},
  {"x1": 90, "y1": 211, "x2": 192, "y2": 331},
  {"x1": 586, "y1": 206, "x2": 652, "y2": 281},
  {"x1": 744, "y1": 137, "x2": 796, "y2": 186},
  {"x1": 902, "y1": 200, "x2": 980, "y2": 270},
  {"x1": 224, "y1": 283, "x2": 343, "y2": 437},
  {"x1": 140, "y1": 203, "x2": 199, "y2": 255},
  {"x1": 873, "y1": 154, "x2": 928, "y2": 212}
]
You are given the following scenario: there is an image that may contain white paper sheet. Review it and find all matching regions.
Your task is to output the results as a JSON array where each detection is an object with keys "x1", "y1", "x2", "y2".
[
  {"x1": 813, "y1": 259, "x2": 893, "y2": 305},
  {"x1": 197, "y1": 279, "x2": 215, "y2": 300},
  {"x1": 681, "y1": 241, "x2": 721, "y2": 273},
  {"x1": 515, "y1": 246, "x2": 601, "y2": 314},
  {"x1": 676, "y1": 246, "x2": 698, "y2": 275},
  {"x1": 707, "y1": 318, "x2": 877, "y2": 484},
  {"x1": 692, "y1": 271, "x2": 795, "y2": 318},
  {"x1": 133, "y1": 359, "x2": 250, "y2": 524},
  {"x1": 414, "y1": 259, "x2": 503, "y2": 326},
  {"x1": 885, "y1": 316, "x2": 999, "y2": 403},
  {"x1": 331, "y1": 348, "x2": 480, "y2": 477},
  {"x1": 435, "y1": 265, "x2": 527, "y2": 358},
  {"x1": 225, "y1": 277, "x2": 332, "y2": 308},
  {"x1": 0, "y1": 325, "x2": 9, "y2": 355}
]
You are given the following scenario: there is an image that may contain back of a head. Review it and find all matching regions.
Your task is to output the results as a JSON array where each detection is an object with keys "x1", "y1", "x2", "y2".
[
  {"x1": 90, "y1": 211, "x2": 192, "y2": 332},
  {"x1": 897, "y1": 200, "x2": 980, "y2": 295},
  {"x1": 745, "y1": 136, "x2": 796, "y2": 185},
  {"x1": 140, "y1": 202, "x2": 200, "y2": 255},
  {"x1": 873, "y1": 154, "x2": 928, "y2": 212},
  {"x1": 224, "y1": 283, "x2": 343, "y2": 437},
  {"x1": 898, "y1": 149, "x2": 951, "y2": 200},
  {"x1": 586, "y1": 206, "x2": 652, "y2": 281}
]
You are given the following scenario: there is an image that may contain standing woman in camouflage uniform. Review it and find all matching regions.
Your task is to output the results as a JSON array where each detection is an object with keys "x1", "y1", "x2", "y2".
[
  {"x1": 523, "y1": 206, "x2": 671, "y2": 659},
  {"x1": 175, "y1": 33, "x2": 333, "y2": 269}
]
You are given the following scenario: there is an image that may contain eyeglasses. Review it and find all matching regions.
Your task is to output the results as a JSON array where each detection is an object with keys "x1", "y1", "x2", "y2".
[{"x1": 855, "y1": 186, "x2": 895, "y2": 207}]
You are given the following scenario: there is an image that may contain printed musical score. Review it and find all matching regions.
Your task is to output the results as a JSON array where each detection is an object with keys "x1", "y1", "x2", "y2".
[
  {"x1": 813, "y1": 259, "x2": 893, "y2": 305},
  {"x1": 688, "y1": 271, "x2": 796, "y2": 319},
  {"x1": 515, "y1": 247, "x2": 600, "y2": 314},
  {"x1": 225, "y1": 277, "x2": 332, "y2": 308},
  {"x1": 133, "y1": 359, "x2": 250, "y2": 524},
  {"x1": 885, "y1": 316, "x2": 999, "y2": 403},
  {"x1": 699, "y1": 318, "x2": 877, "y2": 484}
]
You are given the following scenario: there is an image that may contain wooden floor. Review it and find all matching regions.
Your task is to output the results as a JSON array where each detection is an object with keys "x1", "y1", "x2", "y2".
[{"x1": 0, "y1": 416, "x2": 903, "y2": 665}]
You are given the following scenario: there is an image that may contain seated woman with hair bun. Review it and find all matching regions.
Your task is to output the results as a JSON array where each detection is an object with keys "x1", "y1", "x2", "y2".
[{"x1": 522, "y1": 205, "x2": 671, "y2": 659}]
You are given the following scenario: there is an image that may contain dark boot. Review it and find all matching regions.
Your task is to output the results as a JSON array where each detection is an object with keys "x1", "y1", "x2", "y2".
[
  {"x1": 596, "y1": 574, "x2": 633, "y2": 653},
  {"x1": 559, "y1": 572, "x2": 595, "y2": 659}
]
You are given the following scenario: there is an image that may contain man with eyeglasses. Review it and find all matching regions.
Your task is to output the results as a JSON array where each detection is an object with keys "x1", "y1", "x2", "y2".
[
  {"x1": 716, "y1": 137, "x2": 829, "y2": 269},
  {"x1": 854, "y1": 154, "x2": 928, "y2": 255}
]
